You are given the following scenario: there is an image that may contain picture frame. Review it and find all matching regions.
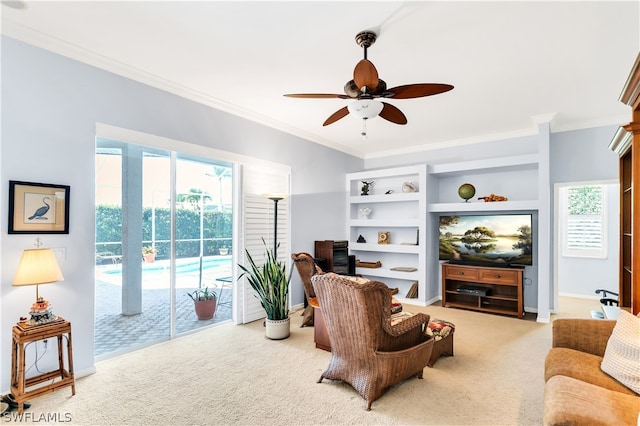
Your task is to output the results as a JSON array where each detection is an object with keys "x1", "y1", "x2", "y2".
[{"x1": 8, "y1": 180, "x2": 70, "y2": 234}]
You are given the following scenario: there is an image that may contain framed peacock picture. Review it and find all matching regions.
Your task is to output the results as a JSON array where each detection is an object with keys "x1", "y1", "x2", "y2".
[{"x1": 8, "y1": 181, "x2": 70, "y2": 234}]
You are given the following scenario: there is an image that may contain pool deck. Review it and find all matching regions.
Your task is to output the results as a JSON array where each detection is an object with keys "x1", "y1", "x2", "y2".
[{"x1": 95, "y1": 256, "x2": 233, "y2": 358}]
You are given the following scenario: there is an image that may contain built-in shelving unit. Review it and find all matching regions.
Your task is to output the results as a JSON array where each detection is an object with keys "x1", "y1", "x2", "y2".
[
  {"x1": 347, "y1": 152, "x2": 547, "y2": 314},
  {"x1": 423, "y1": 152, "x2": 542, "y2": 312},
  {"x1": 346, "y1": 165, "x2": 427, "y2": 305}
]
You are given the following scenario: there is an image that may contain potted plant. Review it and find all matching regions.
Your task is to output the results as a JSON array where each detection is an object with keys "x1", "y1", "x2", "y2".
[
  {"x1": 142, "y1": 246, "x2": 156, "y2": 263},
  {"x1": 238, "y1": 240, "x2": 293, "y2": 339},
  {"x1": 186, "y1": 287, "x2": 218, "y2": 320}
]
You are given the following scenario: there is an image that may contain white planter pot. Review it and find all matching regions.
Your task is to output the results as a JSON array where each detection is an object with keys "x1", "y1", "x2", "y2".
[{"x1": 265, "y1": 317, "x2": 290, "y2": 340}]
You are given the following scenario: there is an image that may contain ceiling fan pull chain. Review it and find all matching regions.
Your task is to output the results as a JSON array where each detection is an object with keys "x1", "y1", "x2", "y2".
[{"x1": 361, "y1": 118, "x2": 368, "y2": 139}]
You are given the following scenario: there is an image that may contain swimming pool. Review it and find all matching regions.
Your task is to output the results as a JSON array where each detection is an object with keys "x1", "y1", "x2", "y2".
[{"x1": 103, "y1": 256, "x2": 230, "y2": 277}]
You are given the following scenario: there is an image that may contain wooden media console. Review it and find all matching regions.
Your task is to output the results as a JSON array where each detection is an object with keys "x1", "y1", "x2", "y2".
[{"x1": 442, "y1": 263, "x2": 524, "y2": 318}]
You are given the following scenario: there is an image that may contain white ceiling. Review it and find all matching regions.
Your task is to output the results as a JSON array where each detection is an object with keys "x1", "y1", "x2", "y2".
[{"x1": 2, "y1": 1, "x2": 639, "y2": 159}]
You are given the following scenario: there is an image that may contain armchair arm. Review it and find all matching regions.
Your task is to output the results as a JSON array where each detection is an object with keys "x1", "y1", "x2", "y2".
[
  {"x1": 379, "y1": 312, "x2": 430, "y2": 352},
  {"x1": 383, "y1": 312, "x2": 430, "y2": 337},
  {"x1": 552, "y1": 318, "x2": 616, "y2": 357}
]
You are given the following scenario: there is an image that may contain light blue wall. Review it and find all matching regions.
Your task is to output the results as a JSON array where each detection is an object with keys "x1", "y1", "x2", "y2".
[
  {"x1": 0, "y1": 36, "x2": 362, "y2": 391},
  {"x1": 550, "y1": 126, "x2": 620, "y2": 183},
  {"x1": 550, "y1": 127, "x2": 620, "y2": 299}
]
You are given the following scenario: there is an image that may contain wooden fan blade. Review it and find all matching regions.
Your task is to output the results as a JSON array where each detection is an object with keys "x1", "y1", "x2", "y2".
[
  {"x1": 379, "y1": 102, "x2": 407, "y2": 125},
  {"x1": 284, "y1": 93, "x2": 349, "y2": 99},
  {"x1": 387, "y1": 83, "x2": 454, "y2": 99},
  {"x1": 354, "y1": 59, "x2": 379, "y2": 91},
  {"x1": 323, "y1": 106, "x2": 350, "y2": 126}
]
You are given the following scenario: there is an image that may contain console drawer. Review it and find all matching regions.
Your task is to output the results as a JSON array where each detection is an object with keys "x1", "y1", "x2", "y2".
[
  {"x1": 444, "y1": 265, "x2": 479, "y2": 281},
  {"x1": 478, "y1": 269, "x2": 520, "y2": 285}
]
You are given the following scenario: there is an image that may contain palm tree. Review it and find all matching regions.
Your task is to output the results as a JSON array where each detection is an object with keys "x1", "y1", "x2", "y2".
[{"x1": 176, "y1": 188, "x2": 212, "y2": 212}]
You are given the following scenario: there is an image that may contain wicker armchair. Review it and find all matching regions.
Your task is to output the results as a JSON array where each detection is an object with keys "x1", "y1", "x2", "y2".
[
  {"x1": 291, "y1": 252, "x2": 323, "y2": 327},
  {"x1": 311, "y1": 273, "x2": 434, "y2": 410}
]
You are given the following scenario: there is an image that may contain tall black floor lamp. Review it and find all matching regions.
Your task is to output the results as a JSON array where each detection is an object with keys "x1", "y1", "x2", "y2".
[{"x1": 268, "y1": 195, "x2": 284, "y2": 256}]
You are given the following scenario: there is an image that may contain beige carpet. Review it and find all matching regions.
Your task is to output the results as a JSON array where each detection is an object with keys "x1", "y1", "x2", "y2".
[{"x1": 13, "y1": 297, "x2": 597, "y2": 425}]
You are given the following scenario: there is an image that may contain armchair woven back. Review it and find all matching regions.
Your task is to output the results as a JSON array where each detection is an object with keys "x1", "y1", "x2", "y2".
[
  {"x1": 311, "y1": 273, "x2": 434, "y2": 410},
  {"x1": 291, "y1": 252, "x2": 322, "y2": 302},
  {"x1": 291, "y1": 252, "x2": 323, "y2": 327}
]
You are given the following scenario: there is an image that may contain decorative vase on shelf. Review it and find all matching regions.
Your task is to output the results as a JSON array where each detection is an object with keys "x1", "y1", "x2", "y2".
[
  {"x1": 458, "y1": 183, "x2": 476, "y2": 202},
  {"x1": 359, "y1": 207, "x2": 372, "y2": 219},
  {"x1": 402, "y1": 182, "x2": 417, "y2": 193}
]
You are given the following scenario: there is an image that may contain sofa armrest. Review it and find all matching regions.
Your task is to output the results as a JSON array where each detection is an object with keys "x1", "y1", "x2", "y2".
[{"x1": 552, "y1": 318, "x2": 616, "y2": 357}]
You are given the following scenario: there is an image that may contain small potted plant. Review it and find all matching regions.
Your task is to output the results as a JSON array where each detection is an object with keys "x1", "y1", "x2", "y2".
[
  {"x1": 142, "y1": 246, "x2": 157, "y2": 263},
  {"x1": 186, "y1": 287, "x2": 218, "y2": 320}
]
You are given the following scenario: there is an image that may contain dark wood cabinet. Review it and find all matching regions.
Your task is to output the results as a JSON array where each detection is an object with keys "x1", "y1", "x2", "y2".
[
  {"x1": 314, "y1": 240, "x2": 349, "y2": 274},
  {"x1": 610, "y1": 52, "x2": 640, "y2": 315},
  {"x1": 442, "y1": 263, "x2": 524, "y2": 318}
]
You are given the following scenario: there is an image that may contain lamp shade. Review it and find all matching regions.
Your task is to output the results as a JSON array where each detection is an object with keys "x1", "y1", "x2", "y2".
[
  {"x1": 13, "y1": 248, "x2": 64, "y2": 287},
  {"x1": 263, "y1": 193, "x2": 288, "y2": 201},
  {"x1": 348, "y1": 100, "x2": 383, "y2": 119}
]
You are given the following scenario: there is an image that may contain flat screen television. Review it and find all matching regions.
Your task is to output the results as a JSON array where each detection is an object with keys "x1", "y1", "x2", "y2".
[{"x1": 439, "y1": 214, "x2": 533, "y2": 266}]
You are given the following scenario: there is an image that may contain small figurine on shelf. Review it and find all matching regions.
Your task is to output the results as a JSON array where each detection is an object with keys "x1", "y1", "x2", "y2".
[
  {"x1": 357, "y1": 235, "x2": 366, "y2": 243},
  {"x1": 359, "y1": 207, "x2": 372, "y2": 219},
  {"x1": 361, "y1": 180, "x2": 374, "y2": 196}
]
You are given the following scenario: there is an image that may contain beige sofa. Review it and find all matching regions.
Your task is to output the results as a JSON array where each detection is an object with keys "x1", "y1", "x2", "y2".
[{"x1": 544, "y1": 317, "x2": 640, "y2": 426}]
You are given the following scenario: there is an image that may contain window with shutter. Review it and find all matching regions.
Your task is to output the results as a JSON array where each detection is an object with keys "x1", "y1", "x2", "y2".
[{"x1": 560, "y1": 184, "x2": 607, "y2": 259}]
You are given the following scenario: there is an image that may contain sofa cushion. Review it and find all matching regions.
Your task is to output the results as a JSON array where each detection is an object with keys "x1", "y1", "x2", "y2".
[
  {"x1": 601, "y1": 309, "x2": 640, "y2": 395},
  {"x1": 543, "y1": 375, "x2": 640, "y2": 426},
  {"x1": 545, "y1": 347, "x2": 636, "y2": 395}
]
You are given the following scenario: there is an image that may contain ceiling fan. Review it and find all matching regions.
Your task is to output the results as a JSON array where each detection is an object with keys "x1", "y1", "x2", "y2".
[{"x1": 284, "y1": 31, "x2": 454, "y2": 134}]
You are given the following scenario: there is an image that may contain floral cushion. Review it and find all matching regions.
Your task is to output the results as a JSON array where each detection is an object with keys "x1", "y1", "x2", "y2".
[
  {"x1": 390, "y1": 311, "x2": 415, "y2": 326},
  {"x1": 426, "y1": 319, "x2": 455, "y2": 340}
]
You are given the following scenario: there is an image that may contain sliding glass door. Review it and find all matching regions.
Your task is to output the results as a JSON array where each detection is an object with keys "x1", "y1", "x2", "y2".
[
  {"x1": 95, "y1": 139, "x2": 233, "y2": 359},
  {"x1": 174, "y1": 156, "x2": 233, "y2": 334}
]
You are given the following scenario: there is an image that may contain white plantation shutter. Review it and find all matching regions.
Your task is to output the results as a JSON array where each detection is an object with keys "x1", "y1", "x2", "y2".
[
  {"x1": 560, "y1": 184, "x2": 607, "y2": 259},
  {"x1": 240, "y1": 166, "x2": 290, "y2": 323},
  {"x1": 566, "y1": 215, "x2": 603, "y2": 250}
]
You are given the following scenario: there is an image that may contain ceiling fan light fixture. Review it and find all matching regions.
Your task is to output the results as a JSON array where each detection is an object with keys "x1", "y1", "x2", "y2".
[{"x1": 348, "y1": 99, "x2": 383, "y2": 119}]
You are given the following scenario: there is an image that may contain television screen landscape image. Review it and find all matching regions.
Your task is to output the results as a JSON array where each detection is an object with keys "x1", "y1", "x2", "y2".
[{"x1": 439, "y1": 214, "x2": 533, "y2": 266}]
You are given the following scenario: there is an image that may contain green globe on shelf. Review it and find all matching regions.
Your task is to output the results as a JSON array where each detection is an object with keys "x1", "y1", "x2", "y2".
[{"x1": 458, "y1": 183, "x2": 476, "y2": 202}]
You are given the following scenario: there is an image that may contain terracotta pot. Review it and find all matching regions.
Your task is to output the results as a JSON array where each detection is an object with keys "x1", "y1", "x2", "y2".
[
  {"x1": 143, "y1": 253, "x2": 155, "y2": 263},
  {"x1": 194, "y1": 299, "x2": 216, "y2": 320}
]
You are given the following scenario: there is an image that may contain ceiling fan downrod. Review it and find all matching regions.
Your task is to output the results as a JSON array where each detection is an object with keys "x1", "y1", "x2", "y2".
[{"x1": 355, "y1": 31, "x2": 377, "y2": 60}]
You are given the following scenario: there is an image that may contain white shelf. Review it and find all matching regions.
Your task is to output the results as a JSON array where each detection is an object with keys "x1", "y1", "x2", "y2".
[
  {"x1": 428, "y1": 200, "x2": 539, "y2": 212},
  {"x1": 355, "y1": 267, "x2": 420, "y2": 281},
  {"x1": 347, "y1": 164, "x2": 427, "y2": 304},
  {"x1": 428, "y1": 154, "x2": 539, "y2": 177},
  {"x1": 349, "y1": 242, "x2": 420, "y2": 253},
  {"x1": 349, "y1": 193, "x2": 420, "y2": 203},
  {"x1": 348, "y1": 219, "x2": 420, "y2": 227}
]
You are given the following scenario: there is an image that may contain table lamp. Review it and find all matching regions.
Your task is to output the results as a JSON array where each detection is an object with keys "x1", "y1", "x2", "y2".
[{"x1": 12, "y1": 248, "x2": 64, "y2": 325}]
